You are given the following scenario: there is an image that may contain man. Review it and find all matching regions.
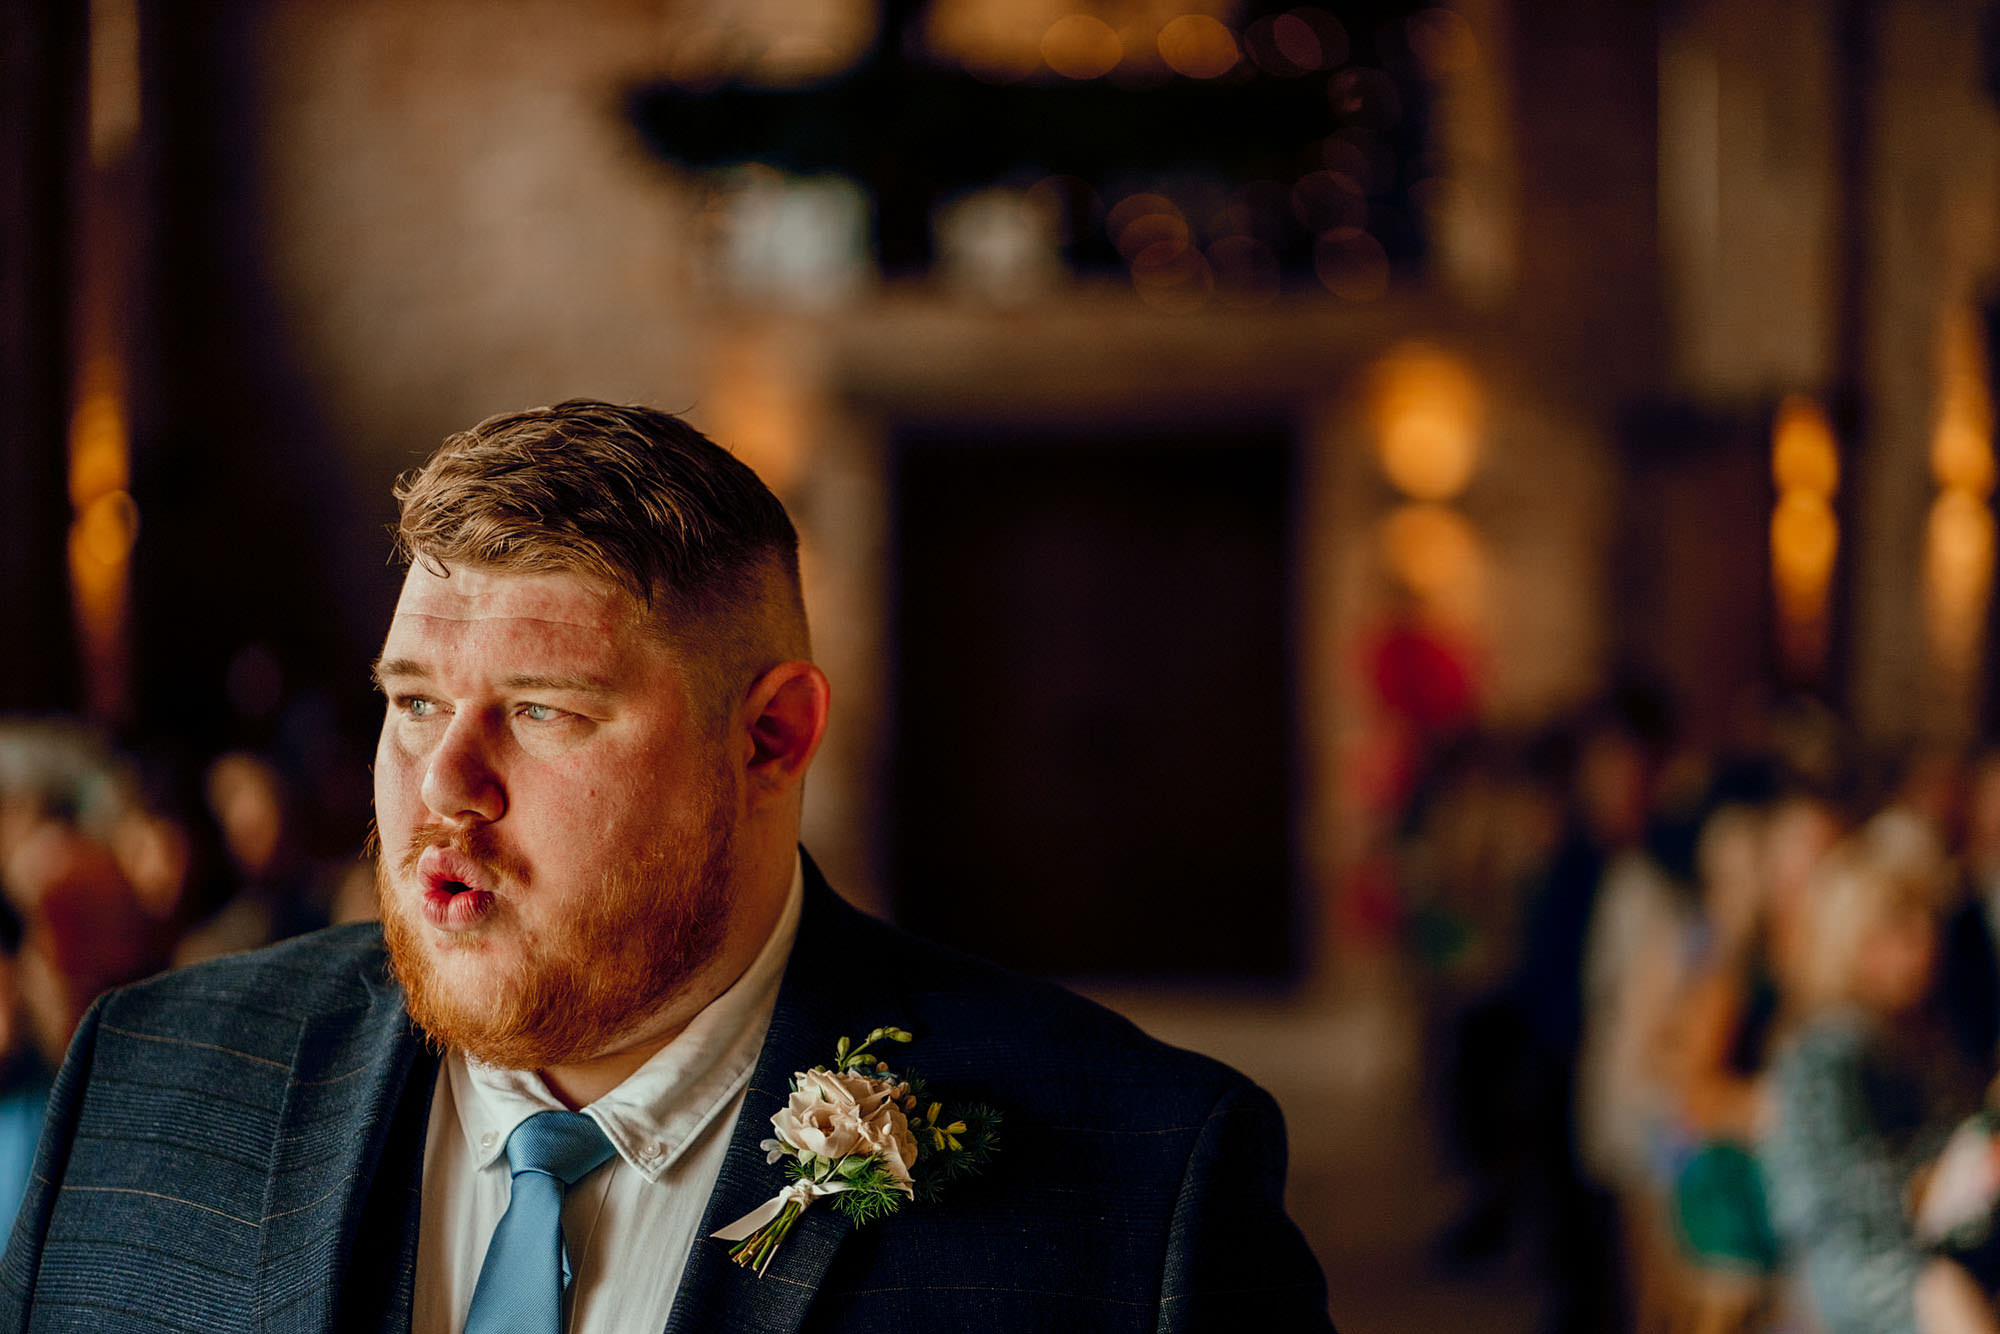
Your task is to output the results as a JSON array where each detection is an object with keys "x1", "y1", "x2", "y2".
[{"x1": 0, "y1": 401, "x2": 1332, "y2": 1331}]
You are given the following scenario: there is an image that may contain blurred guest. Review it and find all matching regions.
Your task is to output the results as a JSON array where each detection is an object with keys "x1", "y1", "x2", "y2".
[
  {"x1": 1764, "y1": 791, "x2": 1855, "y2": 1013},
  {"x1": 1575, "y1": 765, "x2": 1780, "y2": 1333},
  {"x1": 3, "y1": 815, "x2": 171, "y2": 1067},
  {"x1": 1577, "y1": 807, "x2": 1711, "y2": 1195},
  {"x1": 174, "y1": 751, "x2": 332, "y2": 964},
  {"x1": 1574, "y1": 826, "x2": 1694, "y2": 1334},
  {"x1": 1509, "y1": 690, "x2": 1671, "y2": 1332},
  {"x1": 1762, "y1": 811, "x2": 1986, "y2": 1334},
  {"x1": 0, "y1": 720, "x2": 125, "y2": 866},
  {"x1": 1423, "y1": 735, "x2": 1567, "y2": 1271},
  {"x1": 1668, "y1": 795, "x2": 1837, "y2": 1333},
  {"x1": 1517, "y1": 701, "x2": 1662, "y2": 1067},
  {"x1": 1893, "y1": 747, "x2": 1970, "y2": 856},
  {"x1": 0, "y1": 721, "x2": 174, "y2": 1064},
  {"x1": 0, "y1": 719, "x2": 195, "y2": 1227}
]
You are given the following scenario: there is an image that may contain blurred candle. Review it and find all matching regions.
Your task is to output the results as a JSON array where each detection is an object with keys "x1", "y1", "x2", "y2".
[{"x1": 1769, "y1": 395, "x2": 1839, "y2": 680}]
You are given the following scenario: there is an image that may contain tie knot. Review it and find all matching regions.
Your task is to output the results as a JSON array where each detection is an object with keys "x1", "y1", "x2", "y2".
[{"x1": 503, "y1": 1110, "x2": 615, "y2": 1186}]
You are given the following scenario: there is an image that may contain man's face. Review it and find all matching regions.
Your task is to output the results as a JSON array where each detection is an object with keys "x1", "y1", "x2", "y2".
[{"x1": 372, "y1": 561, "x2": 739, "y2": 1070}]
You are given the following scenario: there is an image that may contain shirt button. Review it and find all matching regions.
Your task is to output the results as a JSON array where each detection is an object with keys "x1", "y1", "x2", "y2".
[
  {"x1": 642, "y1": 1142, "x2": 664, "y2": 1162},
  {"x1": 480, "y1": 1130, "x2": 498, "y2": 1150}
]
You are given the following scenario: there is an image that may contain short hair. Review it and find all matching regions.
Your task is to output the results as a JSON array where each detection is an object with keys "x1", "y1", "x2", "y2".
[
  {"x1": 1794, "y1": 809, "x2": 1948, "y2": 1013},
  {"x1": 392, "y1": 400, "x2": 807, "y2": 723}
]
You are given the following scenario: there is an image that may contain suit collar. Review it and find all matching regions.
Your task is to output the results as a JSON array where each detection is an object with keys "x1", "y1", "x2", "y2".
[
  {"x1": 244, "y1": 858, "x2": 886, "y2": 1334},
  {"x1": 255, "y1": 942, "x2": 435, "y2": 1334},
  {"x1": 666, "y1": 854, "x2": 893, "y2": 1333}
]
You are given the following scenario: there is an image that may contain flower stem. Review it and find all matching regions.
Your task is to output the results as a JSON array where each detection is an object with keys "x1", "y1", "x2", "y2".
[{"x1": 728, "y1": 1199, "x2": 805, "y2": 1274}]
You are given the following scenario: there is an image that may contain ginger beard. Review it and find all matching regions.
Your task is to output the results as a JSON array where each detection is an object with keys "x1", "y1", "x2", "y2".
[{"x1": 378, "y1": 768, "x2": 737, "y2": 1071}]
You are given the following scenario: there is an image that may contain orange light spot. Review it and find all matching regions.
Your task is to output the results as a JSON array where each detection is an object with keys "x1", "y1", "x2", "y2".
[
  {"x1": 1158, "y1": 14, "x2": 1238, "y2": 79},
  {"x1": 1042, "y1": 14, "x2": 1122, "y2": 79}
]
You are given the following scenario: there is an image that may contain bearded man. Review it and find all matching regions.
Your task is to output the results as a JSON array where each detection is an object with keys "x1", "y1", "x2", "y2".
[{"x1": 0, "y1": 401, "x2": 1333, "y2": 1333}]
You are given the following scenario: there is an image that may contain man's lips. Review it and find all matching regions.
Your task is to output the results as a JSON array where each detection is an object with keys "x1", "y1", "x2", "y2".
[
  {"x1": 417, "y1": 846, "x2": 491, "y2": 897},
  {"x1": 415, "y1": 846, "x2": 499, "y2": 930}
]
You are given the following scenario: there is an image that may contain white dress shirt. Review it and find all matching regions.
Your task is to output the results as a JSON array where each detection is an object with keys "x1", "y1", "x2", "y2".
[{"x1": 411, "y1": 858, "x2": 802, "y2": 1334}]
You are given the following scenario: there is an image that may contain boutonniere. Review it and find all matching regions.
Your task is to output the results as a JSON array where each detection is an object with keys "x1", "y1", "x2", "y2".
[{"x1": 711, "y1": 1025, "x2": 1000, "y2": 1275}]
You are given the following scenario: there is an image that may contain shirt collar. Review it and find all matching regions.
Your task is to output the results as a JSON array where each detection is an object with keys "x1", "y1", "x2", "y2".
[{"x1": 450, "y1": 853, "x2": 804, "y2": 1183}]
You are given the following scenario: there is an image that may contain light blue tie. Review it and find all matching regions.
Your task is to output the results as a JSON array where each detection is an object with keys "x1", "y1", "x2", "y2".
[{"x1": 462, "y1": 1110, "x2": 617, "y2": 1334}]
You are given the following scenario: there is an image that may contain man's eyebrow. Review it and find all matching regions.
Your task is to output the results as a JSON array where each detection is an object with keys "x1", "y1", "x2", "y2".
[
  {"x1": 495, "y1": 672, "x2": 617, "y2": 695},
  {"x1": 371, "y1": 657, "x2": 429, "y2": 688}
]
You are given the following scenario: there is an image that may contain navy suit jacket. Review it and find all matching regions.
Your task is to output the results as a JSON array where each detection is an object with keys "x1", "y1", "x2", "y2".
[{"x1": 0, "y1": 863, "x2": 1332, "y2": 1331}]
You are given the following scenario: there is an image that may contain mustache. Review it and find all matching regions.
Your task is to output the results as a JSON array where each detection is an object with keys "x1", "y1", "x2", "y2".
[{"x1": 395, "y1": 822, "x2": 524, "y2": 885}]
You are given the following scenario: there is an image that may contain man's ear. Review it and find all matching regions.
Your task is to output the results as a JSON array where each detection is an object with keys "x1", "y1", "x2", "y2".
[{"x1": 739, "y1": 661, "x2": 830, "y2": 801}]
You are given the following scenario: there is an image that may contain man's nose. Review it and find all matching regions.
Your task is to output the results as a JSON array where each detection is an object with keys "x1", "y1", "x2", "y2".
[{"x1": 419, "y1": 714, "x2": 506, "y2": 824}]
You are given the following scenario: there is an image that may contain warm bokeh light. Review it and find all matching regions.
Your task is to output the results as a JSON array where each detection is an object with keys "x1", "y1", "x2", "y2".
[
  {"x1": 1370, "y1": 343, "x2": 1483, "y2": 501},
  {"x1": 1769, "y1": 395, "x2": 1839, "y2": 680},
  {"x1": 1407, "y1": 7, "x2": 1478, "y2": 78},
  {"x1": 1771, "y1": 493, "x2": 1839, "y2": 604},
  {"x1": 1923, "y1": 307, "x2": 1997, "y2": 684},
  {"x1": 1157, "y1": 14, "x2": 1238, "y2": 79},
  {"x1": 702, "y1": 333, "x2": 812, "y2": 494},
  {"x1": 88, "y1": 0, "x2": 140, "y2": 167},
  {"x1": 1771, "y1": 394, "x2": 1839, "y2": 497},
  {"x1": 1042, "y1": 14, "x2": 1123, "y2": 79},
  {"x1": 67, "y1": 385, "x2": 131, "y2": 509},
  {"x1": 1925, "y1": 489, "x2": 1996, "y2": 667},
  {"x1": 923, "y1": 0, "x2": 1058, "y2": 81},
  {"x1": 66, "y1": 360, "x2": 136, "y2": 721},
  {"x1": 1106, "y1": 191, "x2": 1174, "y2": 233},
  {"x1": 1114, "y1": 209, "x2": 1191, "y2": 260},
  {"x1": 75, "y1": 490, "x2": 140, "y2": 570},
  {"x1": 1244, "y1": 7, "x2": 1348, "y2": 76},
  {"x1": 1379, "y1": 502, "x2": 1485, "y2": 626},
  {"x1": 934, "y1": 185, "x2": 1066, "y2": 303},
  {"x1": 1271, "y1": 14, "x2": 1324, "y2": 70},
  {"x1": 656, "y1": 0, "x2": 879, "y2": 86},
  {"x1": 1930, "y1": 308, "x2": 1996, "y2": 496},
  {"x1": 1130, "y1": 238, "x2": 1213, "y2": 314},
  {"x1": 67, "y1": 523, "x2": 129, "y2": 682},
  {"x1": 1315, "y1": 228, "x2": 1390, "y2": 301}
]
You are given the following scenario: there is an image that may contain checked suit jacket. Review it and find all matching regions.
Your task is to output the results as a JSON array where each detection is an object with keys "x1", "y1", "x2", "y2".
[{"x1": 0, "y1": 860, "x2": 1334, "y2": 1332}]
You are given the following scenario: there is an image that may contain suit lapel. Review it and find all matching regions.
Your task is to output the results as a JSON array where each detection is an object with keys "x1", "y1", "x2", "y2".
[
  {"x1": 255, "y1": 953, "x2": 433, "y2": 1334},
  {"x1": 666, "y1": 865, "x2": 895, "y2": 1334}
]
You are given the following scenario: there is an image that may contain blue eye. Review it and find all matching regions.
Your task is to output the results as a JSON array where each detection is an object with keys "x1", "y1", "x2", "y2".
[
  {"x1": 399, "y1": 696, "x2": 437, "y2": 718},
  {"x1": 521, "y1": 704, "x2": 560, "y2": 722}
]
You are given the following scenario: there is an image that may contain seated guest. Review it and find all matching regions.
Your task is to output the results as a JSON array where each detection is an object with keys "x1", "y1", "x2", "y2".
[
  {"x1": 1761, "y1": 811, "x2": 1986, "y2": 1334},
  {"x1": 0, "y1": 401, "x2": 1333, "y2": 1331}
]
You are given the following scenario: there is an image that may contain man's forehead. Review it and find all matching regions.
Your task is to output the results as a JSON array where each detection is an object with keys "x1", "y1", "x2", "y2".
[
  {"x1": 389, "y1": 561, "x2": 638, "y2": 629},
  {"x1": 377, "y1": 562, "x2": 663, "y2": 680}
]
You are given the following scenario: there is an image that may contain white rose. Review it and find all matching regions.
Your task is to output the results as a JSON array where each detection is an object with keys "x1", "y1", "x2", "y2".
[
  {"x1": 771, "y1": 1071, "x2": 866, "y2": 1161},
  {"x1": 857, "y1": 1107, "x2": 919, "y2": 1195},
  {"x1": 768, "y1": 1068, "x2": 918, "y2": 1196}
]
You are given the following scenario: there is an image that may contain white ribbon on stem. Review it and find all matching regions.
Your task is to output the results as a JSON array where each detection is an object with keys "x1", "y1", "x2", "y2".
[{"x1": 711, "y1": 1177, "x2": 851, "y2": 1249}]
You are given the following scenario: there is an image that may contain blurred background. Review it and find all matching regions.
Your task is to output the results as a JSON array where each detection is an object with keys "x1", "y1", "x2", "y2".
[{"x1": 5, "y1": 0, "x2": 2000, "y2": 1329}]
